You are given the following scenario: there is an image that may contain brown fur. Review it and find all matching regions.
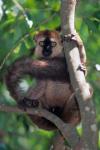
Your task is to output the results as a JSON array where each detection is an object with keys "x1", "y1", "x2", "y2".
[
  {"x1": 5, "y1": 30, "x2": 82, "y2": 130},
  {"x1": 35, "y1": 30, "x2": 61, "y2": 41}
]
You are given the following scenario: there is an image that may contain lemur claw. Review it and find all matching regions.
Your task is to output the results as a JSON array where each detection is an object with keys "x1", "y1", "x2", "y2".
[{"x1": 78, "y1": 64, "x2": 87, "y2": 76}]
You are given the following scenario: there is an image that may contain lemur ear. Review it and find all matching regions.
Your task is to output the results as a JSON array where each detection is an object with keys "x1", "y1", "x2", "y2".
[
  {"x1": 33, "y1": 31, "x2": 40, "y2": 42},
  {"x1": 60, "y1": 34, "x2": 64, "y2": 43},
  {"x1": 55, "y1": 26, "x2": 62, "y2": 42},
  {"x1": 56, "y1": 26, "x2": 61, "y2": 32},
  {"x1": 33, "y1": 35, "x2": 38, "y2": 43}
]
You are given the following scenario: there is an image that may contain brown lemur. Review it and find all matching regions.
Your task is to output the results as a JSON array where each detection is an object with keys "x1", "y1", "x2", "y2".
[{"x1": 5, "y1": 30, "x2": 88, "y2": 130}]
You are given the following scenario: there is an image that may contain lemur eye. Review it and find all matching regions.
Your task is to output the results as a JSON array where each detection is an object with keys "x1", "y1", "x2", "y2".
[
  {"x1": 39, "y1": 41, "x2": 44, "y2": 47},
  {"x1": 51, "y1": 42, "x2": 57, "y2": 47}
]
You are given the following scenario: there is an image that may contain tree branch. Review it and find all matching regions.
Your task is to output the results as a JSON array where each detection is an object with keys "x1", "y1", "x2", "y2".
[
  {"x1": 0, "y1": 104, "x2": 79, "y2": 147},
  {"x1": 0, "y1": 105, "x2": 77, "y2": 146},
  {"x1": 0, "y1": 103, "x2": 80, "y2": 149},
  {"x1": 61, "y1": 0, "x2": 98, "y2": 149}
]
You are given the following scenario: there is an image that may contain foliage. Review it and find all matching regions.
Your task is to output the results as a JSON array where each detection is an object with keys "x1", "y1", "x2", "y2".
[{"x1": 0, "y1": 0, "x2": 100, "y2": 149}]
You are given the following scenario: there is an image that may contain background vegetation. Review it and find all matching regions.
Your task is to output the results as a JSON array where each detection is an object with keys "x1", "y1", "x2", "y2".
[{"x1": 0, "y1": 0, "x2": 100, "y2": 149}]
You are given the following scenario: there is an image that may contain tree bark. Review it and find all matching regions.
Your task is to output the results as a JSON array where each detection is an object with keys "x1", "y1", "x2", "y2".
[{"x1": 61, "y1": 0, "x2": 98, "y2": 149}]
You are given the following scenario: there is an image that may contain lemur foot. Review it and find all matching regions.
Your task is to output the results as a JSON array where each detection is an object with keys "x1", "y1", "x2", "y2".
[
  {"x1": 63, "y1": 33, "x2": 87, "y2": 76},
  {"x1": 63, "y1": 33, "x2": 82, "y2": 47},
  {"x1": 18, "y1": 97, "x2": 39, "y2": 110}
]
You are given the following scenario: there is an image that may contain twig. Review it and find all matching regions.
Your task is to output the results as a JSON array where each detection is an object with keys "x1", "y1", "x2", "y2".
[
  {"x1": 12, "y1": 0, "x2": 26, "y2": 15},
  {"x1": 61, "y1": 0, "x2": 98, "y2": 149},
  {"x1": 0, "y1": 33, "x2": 29, "y2": 71},
  {"x1": 12, "y1": 0, "x2": 58, "y2": 30}
]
